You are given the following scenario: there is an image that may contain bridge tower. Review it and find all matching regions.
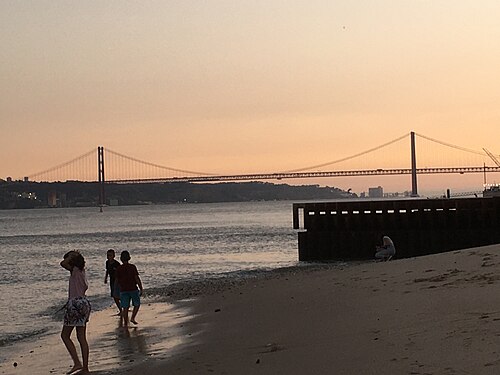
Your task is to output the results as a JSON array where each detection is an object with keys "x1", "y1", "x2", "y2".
[
  {"x1": 98, "y1": 146, "x2": 105, "y2": 207},
  {"x1": 410, "y1": 131, "x2": 418, "y2": 196}
]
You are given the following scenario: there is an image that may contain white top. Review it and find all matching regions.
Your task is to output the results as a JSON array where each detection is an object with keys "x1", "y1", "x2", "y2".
[
  {"x1": 382, "y1": 236, "x2": 396, "y2": 255},
  {"x1": 68, "y1": 267, "x2": 88, "y2": 299}
]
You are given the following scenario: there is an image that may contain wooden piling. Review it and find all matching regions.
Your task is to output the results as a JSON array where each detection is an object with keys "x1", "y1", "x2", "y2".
[{"x1": 292, "y1": 197, "x2": 500, "y2": 261}]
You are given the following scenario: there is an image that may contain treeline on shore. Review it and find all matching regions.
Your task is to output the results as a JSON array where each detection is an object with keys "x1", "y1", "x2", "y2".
[{"x1": 0, "y1": 180, "x2": 357, "y2": 209}]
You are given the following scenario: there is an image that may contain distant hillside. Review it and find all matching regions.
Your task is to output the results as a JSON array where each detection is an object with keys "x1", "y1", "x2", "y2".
[{"x1": 0, "y1": 180, "x2": 357, "y2": 209}]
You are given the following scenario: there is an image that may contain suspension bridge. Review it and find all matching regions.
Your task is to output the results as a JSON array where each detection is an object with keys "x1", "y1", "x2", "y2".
[{"x1": 20, "y1": 131, "x2": 500, "y2": 203}]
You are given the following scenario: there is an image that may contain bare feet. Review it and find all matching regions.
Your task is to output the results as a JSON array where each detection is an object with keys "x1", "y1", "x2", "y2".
[
  {"x1": 67, "y1": 364, "x2": 83, "y2": 374},
  {"x1": 75, "y1": 369, "x2": 90, "y2": 374}
]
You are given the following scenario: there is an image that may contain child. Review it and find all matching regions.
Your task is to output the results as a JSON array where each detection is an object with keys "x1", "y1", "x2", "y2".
[
  {"x1": 115, "y1": 251, "x2": 144, "y2": 327},
  {"x1": 104, "y1": 249, "x2": 121, "y2": 314},
  {"x1": 60, "y1": 250, "x2": 91, "y2": 375}
]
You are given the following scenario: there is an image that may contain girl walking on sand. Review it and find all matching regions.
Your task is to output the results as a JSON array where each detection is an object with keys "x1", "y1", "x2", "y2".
[{"x1": 60, "y1": 251, "x2": 91, "y2": 374}]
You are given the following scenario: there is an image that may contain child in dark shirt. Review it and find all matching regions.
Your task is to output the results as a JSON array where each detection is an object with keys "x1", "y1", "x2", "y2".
[
  {"x1": 115, "y1": 251, "x2": 144, "y2": 327},
  {"x1": 104, "y1": 249, "x2": 121, "y2": 314}
]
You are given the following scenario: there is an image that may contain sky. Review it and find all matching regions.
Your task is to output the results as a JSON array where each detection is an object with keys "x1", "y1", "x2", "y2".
[{"x1": 2, "y1": 1, "x2": 500, "y2": 195}]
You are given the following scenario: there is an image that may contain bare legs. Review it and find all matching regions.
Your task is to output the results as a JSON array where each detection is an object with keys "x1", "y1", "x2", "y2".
[
  {"x1": 130, "y1": 305, "x2": 140, "y2": 325},
  {"x1": 61, "y1": 325, "x2": 89, "y2": 374},
  {"x1": 61, "y1": 326, "x2": 81, "y2": 373},
  {"x1": 122, "y1": 305, "x2": 140, "y2": 326},
  {"x1": 113, "y1": 296, "x2": 121, "y2": 313},
  {"x1": 122, "y1": 307, "x2": 130, "y2": 327},
  {"x1": 76, "y1": 326, "x2": 89, "y2": 373}
]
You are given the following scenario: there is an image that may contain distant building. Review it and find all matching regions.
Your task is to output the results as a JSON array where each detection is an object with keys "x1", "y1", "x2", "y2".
[{"x1": 368, "y1": 186, "x2": 383, "y2": 198}]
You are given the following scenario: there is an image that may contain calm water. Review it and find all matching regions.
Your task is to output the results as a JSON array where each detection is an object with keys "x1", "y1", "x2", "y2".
[{"x1": 0, "y1": 201, "x2": 299, "y2": 353}]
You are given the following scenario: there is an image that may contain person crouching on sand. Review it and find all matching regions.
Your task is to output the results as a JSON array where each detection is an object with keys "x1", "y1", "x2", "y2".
[
  {"x1": 60, "y1": 250, "x2": 91, "y2": 375},
  {"x1": 116, "y1": 250, "x2": 144, "y2": 327},
  {"x1": 375, "y1": 235, "x2": 396, "y2": 261}
]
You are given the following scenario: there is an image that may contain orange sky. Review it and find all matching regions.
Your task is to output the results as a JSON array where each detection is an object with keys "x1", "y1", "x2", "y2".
[{"x1": 2, "y1": 1, "x2": 500, "y2": 195}]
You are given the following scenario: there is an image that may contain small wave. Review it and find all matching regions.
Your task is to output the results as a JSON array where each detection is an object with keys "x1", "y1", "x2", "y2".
[
  {"x1": 38, "y1": 299, "x2": 70, "y2": 320},
  {"x1": 40, "y1": 294, "x2": 115, "y2": 322},
  {"x1": 0, "y1": 328, "x2": 49, "y2": 348},
  {"x1": 145, "y1": 261, "x2": 352, "y2": 303}
]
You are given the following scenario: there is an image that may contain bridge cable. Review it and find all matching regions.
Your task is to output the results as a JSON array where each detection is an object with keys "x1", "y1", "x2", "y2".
[
  {"x1": 414, "y1": 133, "x2": 487, "y2": 156},
  {"x1": 283, "y1": 133, "x2": 409, "y2": 173},
  {"x1": 106, "y1": 148, "x2": 216, "y2": 176},
  {"x1": 27, "y1": 149, "x2": 96, "y2": 180}
]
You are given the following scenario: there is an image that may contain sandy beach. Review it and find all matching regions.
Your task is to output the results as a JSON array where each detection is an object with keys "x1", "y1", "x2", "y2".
[
  {"x1": 0, "y1": 301, "x2": 190, "y2": 375},
  {"x1": 3, "y1": 245, "x2": 500, "y2": 374}
]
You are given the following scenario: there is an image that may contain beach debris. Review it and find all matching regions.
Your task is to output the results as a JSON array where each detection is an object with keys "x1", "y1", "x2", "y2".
[
  {"x1": 256, "y1": 359, "x2": 260, "y2": 364},
  {"x1": 214, "y1": 308, "x2": 221, "y2": 312},
  {"x1": 258, "y1": 343, "x2": 285, "y2": 353},
  {"x1": 13, "y1": 362, "x2": 18, "y2": 367}
]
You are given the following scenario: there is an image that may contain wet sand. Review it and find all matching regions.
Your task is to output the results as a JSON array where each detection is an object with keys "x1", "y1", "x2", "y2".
[
  {"x1": 0, "y1": 302, "x2": 189, "y2": 375},
  {"x1": 3, "y1": 245, "x2": 500, "y2": 374}
]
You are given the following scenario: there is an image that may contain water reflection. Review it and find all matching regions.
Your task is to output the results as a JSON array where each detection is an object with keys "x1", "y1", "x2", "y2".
[
  {"x1": 116, "y1": 324, "x2": 149, "y2": 357},
  {"x1": 85, "y1": 303, "x2": 191, "y2": 373}
]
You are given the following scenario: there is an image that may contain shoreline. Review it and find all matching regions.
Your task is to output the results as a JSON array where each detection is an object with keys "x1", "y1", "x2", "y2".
[
  {"x1": 3, "y1": 246, "x2": 500, "y2": 374},
  {"x1": 0, "y1": 302, "x2": 190, "y2": 375},
  {"x1": 0, "y1": 263, "x2": 348, "y2": 374},
  {"x1": 132, "y1": 244, "x2": 500, "y2": 374}
]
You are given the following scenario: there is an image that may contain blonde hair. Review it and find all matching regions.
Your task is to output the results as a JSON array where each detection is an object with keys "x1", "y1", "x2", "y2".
[{"x1": 382, "y1": 236, "x2": 394, "y2": 246}]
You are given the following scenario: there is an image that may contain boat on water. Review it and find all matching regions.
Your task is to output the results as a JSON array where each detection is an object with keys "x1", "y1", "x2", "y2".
[{"x1": 483, "y1": 184, "x2": 500, "y2": 197}]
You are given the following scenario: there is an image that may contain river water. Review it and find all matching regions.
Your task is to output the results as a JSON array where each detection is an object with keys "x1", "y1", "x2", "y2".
[{"x1": 0, "y1": 201, "x2": 301, "y2": 357}]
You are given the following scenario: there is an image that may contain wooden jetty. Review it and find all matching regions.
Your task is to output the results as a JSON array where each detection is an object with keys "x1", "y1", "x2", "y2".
[{"x1": 292, "y1": 197, "x2": 500, "y2": 261}]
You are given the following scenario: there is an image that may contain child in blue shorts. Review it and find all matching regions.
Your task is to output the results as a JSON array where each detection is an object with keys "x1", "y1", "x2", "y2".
[{"x1": 115, "y1": 251, "x2": 144, "y2": 327}]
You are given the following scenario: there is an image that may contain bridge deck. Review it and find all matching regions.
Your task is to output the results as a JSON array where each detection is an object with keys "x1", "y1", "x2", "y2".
[{"x1": 292, "y1": 197, "x2": 500, "y2": 260}]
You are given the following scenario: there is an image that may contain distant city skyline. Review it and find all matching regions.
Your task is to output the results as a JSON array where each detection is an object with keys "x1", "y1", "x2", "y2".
[{"x1": 2, "y1": 1, "x2": 500, "y2": 194}]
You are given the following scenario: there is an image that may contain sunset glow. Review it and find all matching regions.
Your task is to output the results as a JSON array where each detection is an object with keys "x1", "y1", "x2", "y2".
[{"x1": 2, "y1": 1, "x2": 500, "y2": 195}]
